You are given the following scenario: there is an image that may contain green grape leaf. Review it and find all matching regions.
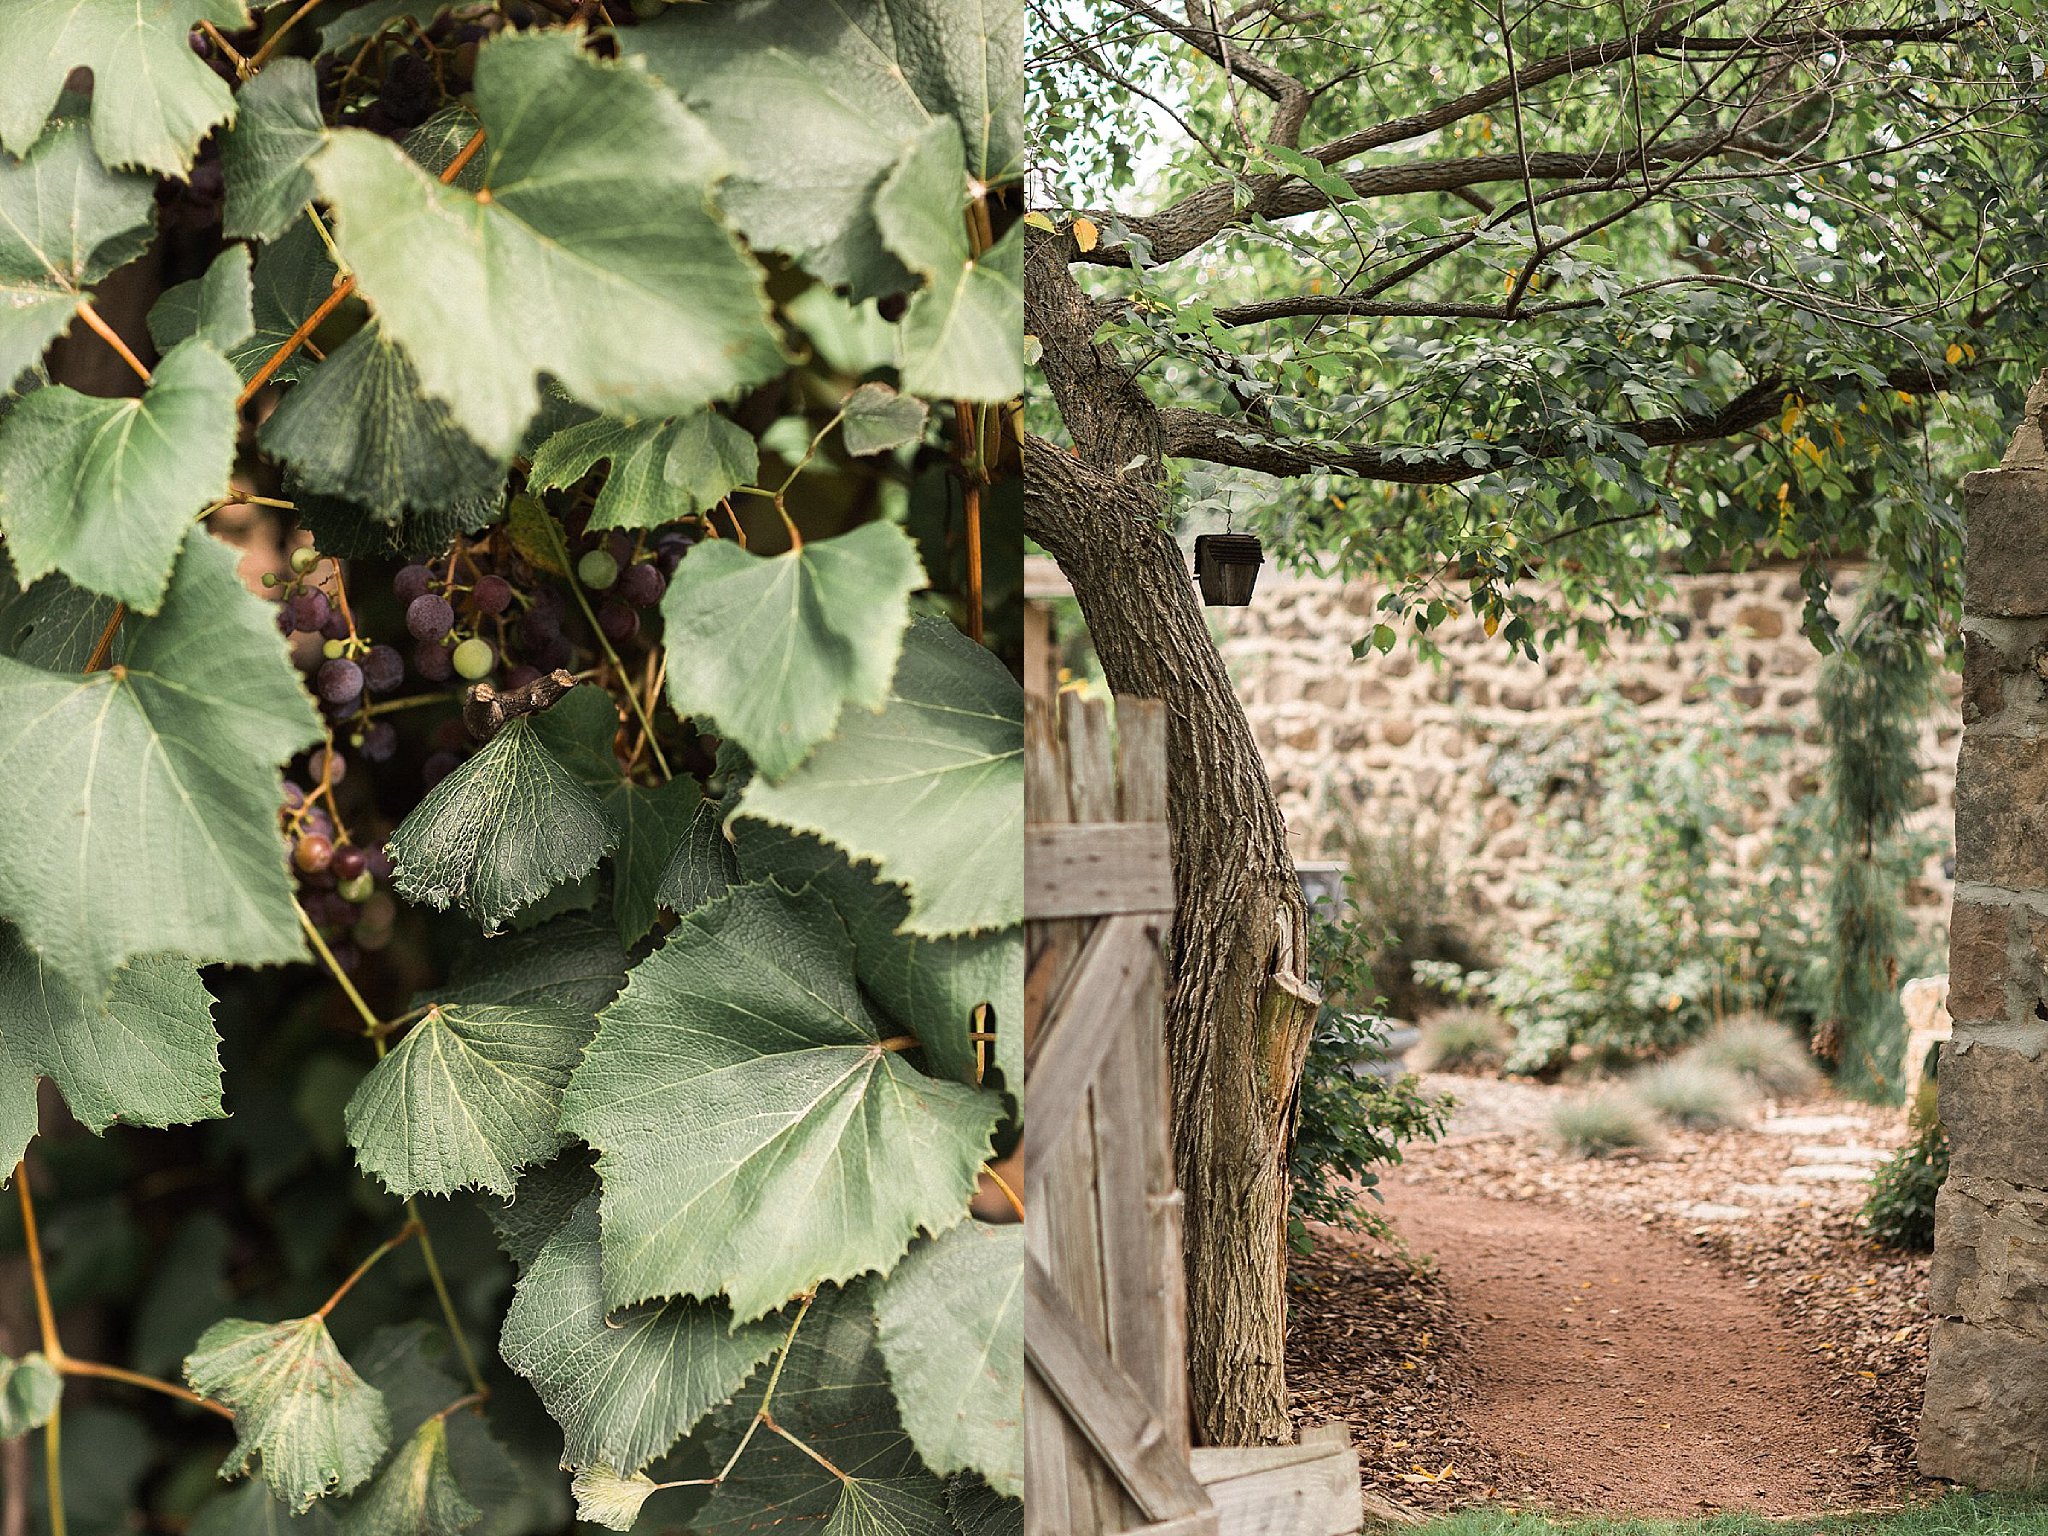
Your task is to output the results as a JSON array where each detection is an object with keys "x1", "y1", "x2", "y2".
[
  {"x1": 945, "y1": 1477, "x2": 1020, "y2": 1536},
  {"x1": 0, "y1": 532, "x2": 322, "y2": 995},
  {"x1": 499, "y1": 1194, "x2": 784, "y2": 1475},
  {"x1": 349, "y1": 1324, "x2": 522, "y2": 1527},
  {"x1": 338, "y1": 1419, "x2": 478, "y2": 1536},
  {"x1": 313, "y1": 28, "x2": 785, "y2": 457},
  {"x1": 606, "y1": 777, "x2": 701, "y2": 947},
  {"x1": 0, "y1": 922, "x2": 221, "y2": 1172},
  {"x1": 387, "y1": 714, "x2": 620, "y2": 932},
  {"x1": 222, "y1": 58, "x2": 324, "y2": 241},
  {"x1": 0, "y1": 1352, "x2": 61, "y2": 1439},
  {"x1": 506, "y1": 492, "x2": 571, "y2": 578},
  {"x1": 734, "y1": 823, "x2": 1019, "y2": 1088},
  {"x1": 343, "y1": 1003, "x2": 593, "y2": 1198},
  {"x1": 561, "y1": 881, "x2": 999, "y2": 1319},
  {"x1": 662, "y1": 522, "x2": 924, "y2": 781},
  {"x1": 260, "y1": 319, "x2": 505, "y2": 517},
  {"x1": 149, "y1": 244, "x2": 256, "y2": 353},
  {"x1": 527, "y1": 411, "x2": 756, "y2": 531},
  {"x1": 875, "y1": 1223, "x2": 1022, "y2": 1497},
  {"x1": 185, "y1": 1316, "x2": 391, "y2": 1512},
  {"x1": 570, "y1": 1467, "x2": 659, "y2": 1532},
  {"x1": 697, "y1": 1283, "x2": 948, "y2": 1536},
  {"x1": 291, "y1": 482, "x2": 503, "y2": 565},
  {"x1": 438, "y1": 911, "x2": 629, "y2": 1015},
  {"x1": 628, "y1": 0, "x2": 1021, "y2": 298},
  {"x1": 653, "y1": 799, "x2": 739, "y2": 919},
  {"x1": 0, "y1": 0, "x2": 251, "y2": 174},
  {"x1": 317, "y1": 0, "x2": 450, "y2": 53},
  {"x1": 152, "y1": 215, "x2": 332, "y2": 386},
  {"x1": 0, "y1": 337, "x2": 241, "y2": 613},
  {"x1": 489, "y1": 1154, "x2": 596, "y2": 1274},
  {"x1": 840, "y1": 383, "x2": 928, "y2": 456},
  {"x1": 737, "y1": 617, "x2": 1022, "y2": 937},
  {"x1": 528, "y1": 683, "x2": 624, "y2": 790},
  {"x1": 876, "y1": 121, "x2": 1022, "y2": 403},
  {"x1": 0, "y1": 115, "x2": 155, "y2": 389},
  {"x1": 0, "y1": 551, "x2": 117, "y2": 670},
  {"x1": 822, "y1": 1479, "x2": 954, "y2": 1536},
  {"x1": 188, "y1": 1478, "x2": 338, "y2": 1536}
]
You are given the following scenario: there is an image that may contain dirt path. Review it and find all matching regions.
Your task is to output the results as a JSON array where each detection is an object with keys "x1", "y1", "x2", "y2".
[{"x1": 1375, "y1": 1168, "x2": 1884, "y2": 1515}]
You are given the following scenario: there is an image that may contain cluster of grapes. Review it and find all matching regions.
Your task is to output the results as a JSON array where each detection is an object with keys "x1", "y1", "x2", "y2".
[
  {"x1": 280, "y1": 768, "x2": 397, "y2": 973},
  {"x1": 269, "y1": 545, "x2": 402, "y2": 762}
]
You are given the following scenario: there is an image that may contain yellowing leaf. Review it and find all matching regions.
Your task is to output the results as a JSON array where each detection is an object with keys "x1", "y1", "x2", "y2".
[
  {"x1": 1070, "y1": 215, "x2": 1099, "y2": 252},
  {"x1": 1020, "y1": 210, "x2": 1055, "y2": 232},
  {"x1": 1945, "y1": 342, "x2": 1964, "y2": 365}
]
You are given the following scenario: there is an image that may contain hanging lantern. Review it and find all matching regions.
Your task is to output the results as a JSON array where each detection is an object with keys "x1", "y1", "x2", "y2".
[{"x1": 1194, "y1": 533, "x2": 1263, "y2": 606}]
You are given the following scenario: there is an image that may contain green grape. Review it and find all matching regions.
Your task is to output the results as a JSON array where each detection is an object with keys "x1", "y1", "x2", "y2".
[
  {"x1": 577, "y1": 549, "x2": 619, "y2": 590},
  {"x1": 290, "y1": 546, "x2": 319, "y2": 574},
  {"x1": 322, "y1": 638, "x2": 347, "y2": 660},
  {"x1": 452, "y1": 637, "x2": 496, "y2": 680},
  {"x1": 338, "y1": 871, "x2": 375, "y2": 903}
]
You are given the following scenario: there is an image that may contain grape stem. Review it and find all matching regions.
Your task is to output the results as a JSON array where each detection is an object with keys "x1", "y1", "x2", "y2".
[
  {"x1": 295, "y1": 898, "x2": 381, "y2": 1036},
  {"x1": 564, "y1": 568, "x2": 672, "y2": 779},
  {"x1": 72, "y1": 300, "x2": 151, "y2": 386},
  {"x1": 248, "y1": 0, "x2": 329, "y2": 73},
  {"x1": 408, "y1": 1200, "x2": 490, "y2": 1399},
  {"x1": 315, "y1": 1220, "x2": 421, "y2": 1319}
]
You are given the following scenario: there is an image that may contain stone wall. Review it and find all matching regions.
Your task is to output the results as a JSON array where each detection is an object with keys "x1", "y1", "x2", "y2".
[
  {"x1": 1214, "y1": 563, "x2": 1962, "y2": 940},
  {"x1": 1921, "y1": 375, "x2": 2048, "y2": 1488}
]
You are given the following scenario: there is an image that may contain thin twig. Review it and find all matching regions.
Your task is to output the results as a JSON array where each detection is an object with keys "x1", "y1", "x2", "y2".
[
  {"x1": 72, "y1": 301, "x2": 150, "y2": 385},
  {"x1": 315, "y1": 1221, "x2": 421, "y2": 1320},
  {"x1": 407, "y1": 1203, "x2": 490, "y2": 1400},
  {"x1": 296, "y1": 899, "x2": 381, "y2": 1035}
]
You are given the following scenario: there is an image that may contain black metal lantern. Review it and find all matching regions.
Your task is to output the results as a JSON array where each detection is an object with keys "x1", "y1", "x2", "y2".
[{"x1": 1193, "y1": 532, "x2": 1263, "y2": 606}]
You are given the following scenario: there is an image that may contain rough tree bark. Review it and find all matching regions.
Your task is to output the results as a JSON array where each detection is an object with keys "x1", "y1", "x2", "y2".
[{"x1": 1024, "y1": 230, "x2": 1319, "y2": 1445}]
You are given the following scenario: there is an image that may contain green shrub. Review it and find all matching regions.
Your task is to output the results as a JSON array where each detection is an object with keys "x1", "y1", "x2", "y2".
[
  {"x1": 1415, "y1": 1006, "x2": 1510, "y2": 1073},
  {"x1": 1289, "y1": 899, "x2": 1453, "y2": 1253},
  {"x1": 1678, "y1": 1015, "x2": 1822, "y2": 1099},
  {"x1": 1629, "y1": 1060, "x2": 1756, "y2": 1129},
  {"x1": 1550, "y1": 1090, "x2": 1664, "y2": 1159},
  {"x1": 1339, "y1": 824, "x2": 1487, "y2": 1020},
  {"x1": 1864, "y1": 1115, "x2": 1950, "y2": 1250}
]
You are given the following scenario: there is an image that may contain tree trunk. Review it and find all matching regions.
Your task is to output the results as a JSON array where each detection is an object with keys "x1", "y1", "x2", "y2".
[{"x1": 1024, "y1": 231, "x2": 1317, "y2": 1445}]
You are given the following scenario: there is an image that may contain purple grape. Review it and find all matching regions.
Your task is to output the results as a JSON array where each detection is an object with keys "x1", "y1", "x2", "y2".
[
  {"x1": 413, "y1": 640, "x2": 454, "y2": 682},
  {"x1": 604, "y1": 532, "x2": 635, "y2": 566},
  {"x1": 190, "y1": 28, "x2": 211, "y2": 56},
  {"x1": 282, "y1": 781, "x2": 307, "y2": 810},
  {"x1": 598, "y1": 601, "x2": 640, "y2": 644},
  {"x1": 276, "y1": 608, "x2": 294, "y2": 636},
  {"x1": 528, "y1": 584, "x2": 567, "y2": 619},
  {"x1": 321, "y1": 610, "x2": 351, "y2": 642},
  {"x1": 316, "y1": 658, "x2": 364, "y2": 705},
  {"x1": 516, "y1": 609, "x2": 561, "y2": 649},
  {"x1": 361, "y1": 721, "x2": 398, "y2": 762},
  {"x1": 501, "y1": 664, "x2": 540, "y2": 692},
  {"x1": 422, "y1": 750, "x2": 461, "y2": 788},
  {"x1": 532, "y1": 635, "x2": 574, "y2": 672},
  {"x1": 304, "y1": 808, "x2": 335, "y2": 841},
  {"x1": 365, "y1": 843, "x2": 395, "y2": 880},
  {"x1": 360, "y1": 645, "x2": 404, "y2": 694},
  {"x1": 287, "y1": 590, "x2": 330, "y2": 632},
  {"x1": 616, "y1": 562, "x2": 665, "y2": 608},
  {"x1": 333, "y1": 845, "x2": 368, "y2": 881},
  {"x1": 472, "y1": 574, "x2": 513, "y2": 614},
  {"x1": 394, "y1": 564, "x2": 434, "y2": 604},
  {"x1": 308, "y1": 745, "x2": 347, "y2": 786},
  {"x1": 188, "y1": 160, "x2": 224, "y2": 201},
  {"x1": 406, "y1": 593, "x2": 454, "y2": 640}
]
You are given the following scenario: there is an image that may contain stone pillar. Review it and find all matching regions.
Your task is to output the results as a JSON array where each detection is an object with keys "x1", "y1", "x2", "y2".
[{"x1": 1921, "y1": 371, "x2": 2048, "y2": 1488}]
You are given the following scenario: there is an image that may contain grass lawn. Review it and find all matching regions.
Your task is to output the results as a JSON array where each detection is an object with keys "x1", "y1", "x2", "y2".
[{"x1": 1409, "y1": 1493, "x2": 2048, "y2": 1535}]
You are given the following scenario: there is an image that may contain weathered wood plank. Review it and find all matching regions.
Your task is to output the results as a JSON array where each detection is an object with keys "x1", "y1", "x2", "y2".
[
  {"x1": 1024, "y1": 1371, "x2": 1076, "y2": 1536},
  {"x1": 1062, "y1": 691, "x2": 1118, "y2": 823},
  {"x1": 1091, "y1": 1004, "x2": 1172, "y2": 1428},
  {"x1": 1115, "y1": 698, "x2": 1170, "y2": 824},
  {"x1": 1027, "y1": 824, "x2": 1174, "y2": 920},
  {"x1": 1026, "y1": 1256, "x2": 1215, "y2": 1524},
  {"x1": 1191, "y1": 1437, "x2": 1361, "y2": 1536},
  {"x1": 1025, "y1": 914, "x2": 1162, "y2": 1184}
]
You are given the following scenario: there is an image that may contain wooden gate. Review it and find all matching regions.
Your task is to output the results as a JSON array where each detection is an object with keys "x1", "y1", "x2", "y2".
[{"x1": 1025, "y1": 690, "x2": 1366, "y2": 1536}]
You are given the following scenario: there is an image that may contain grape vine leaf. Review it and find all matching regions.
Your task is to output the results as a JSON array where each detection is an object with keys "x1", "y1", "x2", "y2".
[
  {"x1": 150, "y1": 245, "x2": 256, "y2": 353},
  {"x1": 527, "y1": 411, "x2": 756, "y2": 531},
  {"x1": 628, "y1": 0, "x2": 1022, "y2": 299},
  {"x1": 946, "y1": 1477, "x2": 1021, "y2": 1536},
  {"x1": 438, "y1": 911, "x2": 629, "y2": 1015},
  {"x1": 387, "y1": 714, "x2": 620, "y2": 932},
  {"x1": 490, "y1": 1155, "x2": 597, "y2": 1274},
  {"x1": 734, "y1": 823, "x2": 1018, "y2": 1088},
  {"x1": 185, "y1": 1316, "x2": 392, "y2": 1512},
  {"x1": 260, "y1": 319, "x2": 506, "y2": 517},
  {"x1": 337, "y1": 1419, "x2": 478, "y2": 1536},
  {"x1": 0, "y1": 337, "x2": 241, "y2": 613},
  {"x1": 0, "y1": 1352, "x2": 60, "y2": 1439},
  {"x1": 350, "y1": 1324, "x2": 522, "y2": 1530},
  {"x1": 317, "y1": 0, "x2": 450, "y2": 54},
  {"x1": 0, "y1": 532, "x2": 323, "y2": 994},
  {"x1": 662, "y1": 522, "x2": 925, "y2": 781},
  {"x1": 875, "y1": 1223, "x2": 1022, "y2": 1497},
  {"x1": 0, "y1": 550, "x2": 116, "y2": 670},
  {"x1": 343, "y1": 1003, "x2": 594, "y2": 1198},
  {"x1": 152, "y1": 216, "x2": 330, "y2": 386},
  {"x1": 605, "y1": 776, "x2": 701, "y2": 947},
  {"x1": 314, "y1": 28, "x2": 785, "y2": 457},
  {"x1": 737, "y1": 617, "x2": 1023, "y2": 937},
  {"x1": 569, "y1": 1468, "x2": 659, "y2": 1532},
  {"x1": 222, "y1": 58, "x2": 324, "y2": 242},
  {"x1": 498, "y1": 1194, "x2": 784, "y2": 1476},
  {"x1": 875, "y1": 120, "x2": 1023, "y2": 403},
  {"x1": 561, "y1": 881, "x2": 999, "y2": 1319},
  {"x1": 841, "y1": 384, "x2": 928, "y2": 457},
  {"x1": 696, "y1": 1282, "x2": 950, "y2": 1536},
  {"x1": 653, "y1": 799, "x2": 738, "y2": 919},
  {"x1": 0, "y1": 0, "x2": 250, "y2": 174},
  {"x1": 0, "y1": 921, "x2": 221, "y2": 1172},
  {"x1": 0, "y1": 114, "x2": 155, "y2": 390}
]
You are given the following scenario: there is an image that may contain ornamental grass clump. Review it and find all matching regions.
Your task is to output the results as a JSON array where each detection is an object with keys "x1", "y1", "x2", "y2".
[
  {"x1": 1630, "y1": 1059, "x2": 1756, "y2": 1129},
  {"x1": 1679, "y1": 1015, "x2": 1823, "y2": 1100},
  {"x1": 1415, "y1": 1006, "x2": 1511, "y2": 1074},
  {"x1": 1549, "y1": 1090, "x2": 1664, "y2": 1159}
]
